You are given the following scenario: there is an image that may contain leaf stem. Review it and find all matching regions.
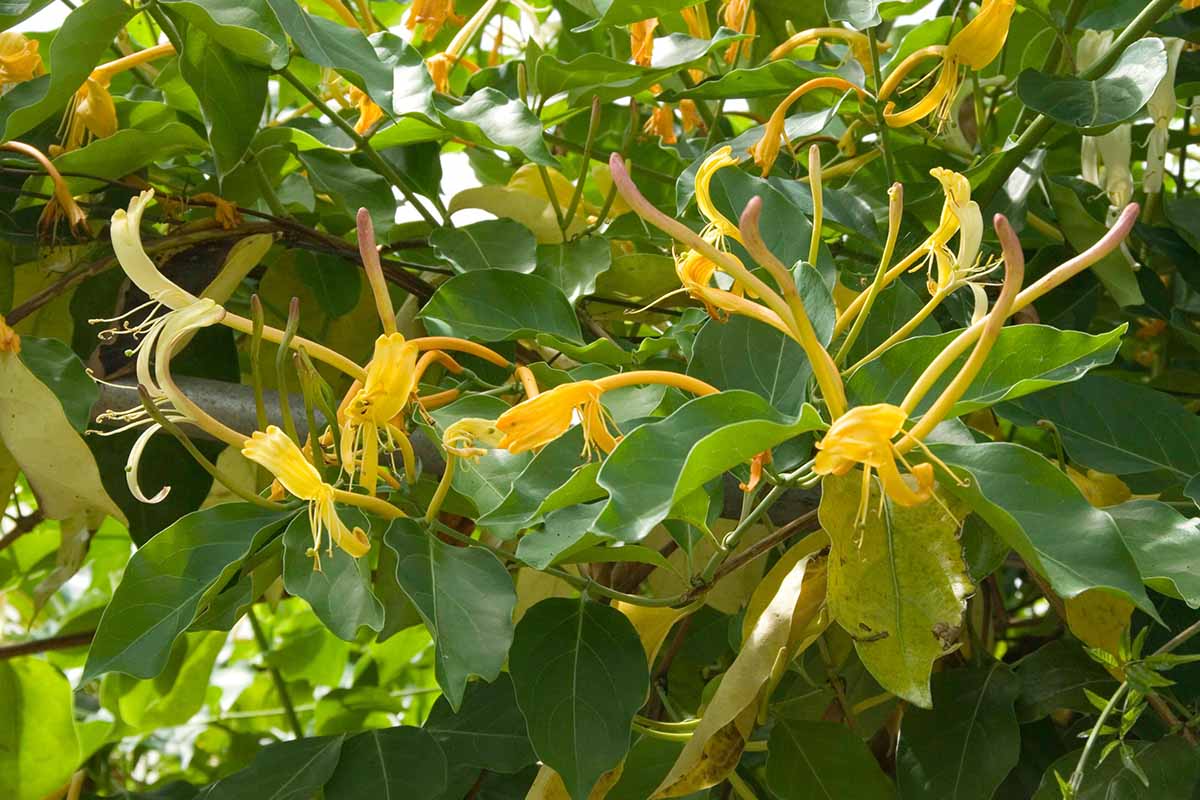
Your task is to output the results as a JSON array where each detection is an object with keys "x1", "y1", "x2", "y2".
[{"x1": 247, "y1": 607, "x2": 305, "y2": 739}]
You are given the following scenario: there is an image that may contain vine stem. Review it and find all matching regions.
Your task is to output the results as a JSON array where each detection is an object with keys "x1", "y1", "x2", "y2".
[
  {"x1": 247, "y1": 607, "x2": 305, "y2": 739},
  {"x1": 866, "y1": 27, "x2": 895, "y2": 185}
]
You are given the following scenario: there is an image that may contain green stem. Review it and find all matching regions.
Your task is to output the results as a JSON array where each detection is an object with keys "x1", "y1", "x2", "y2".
[
  {"x1": 563, "y1": 97, "x2": 602, "y2": 231},
  {"x1": 247, "y1": 608, "x2": 306, "y2": 739},
  {"x1": 1069, "y1": 683, "x2": 1128, "y2": 794},
  {"x1": 536, "y1": 165, "x2": 569, "y2": 234},
  {"x1": 866, "y1": 28, "x2": 895, "y2": 185},
  {"x1": 275, "y1": 297, "x2": 302, "y2": 445},
  {"x1": 277, "y1": 68, "x2": 444, "y2": 229},
  {"x1": 252, "y1": 157, "x2": 288, "y2": 218},
  {"x1": 699, "y1": 483, "x2": 784, "y2": 583}
]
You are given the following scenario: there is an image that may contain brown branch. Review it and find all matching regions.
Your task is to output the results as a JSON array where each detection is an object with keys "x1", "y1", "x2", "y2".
[
  {"x1": 0, "y1": 630, "x2": 94, "y2": 659},
  {"x1": 0, "y1": 509, "x2": 44, "y2": 552}
]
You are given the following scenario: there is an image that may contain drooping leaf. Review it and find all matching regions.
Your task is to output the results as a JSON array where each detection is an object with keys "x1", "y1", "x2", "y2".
[
  {"x1": 509, "y1": 597, "x2": 649, "y2": 800},
  {"x1": 419, "y1": 270, "x2": 582, "y2": 343},
  {"x1": 384, "y1": 518, "x2": 516, "y2": 711},
  {"x1": 83, "y1": 504, "x2": 294, "y2": 680},
  {"x1": 197, "y1": 735, "x2": 344, "y2": 799},
  {"x1": 324, "y1": 727, "x2": 447, "y2": 800},
  {"x1": 766, "y1": 719, "x2": 893, "y2": 800},
  {"x1": 1106, "y1": 499, "x2": 1200, "y2": 607},
  {"x1": 896, "y1": 663, "x2": 1021, "y2": 799},
  {"x1": 819, "y1": 470, "x2": 971, "y2": 707},
  {"x1": 0, "y1": 658, "x2": 81, "y2": 800},
  {"x1": 934, "y1": 442, "x2": 1155, "y2": 616},
  {"x1": 592, "y1": 392, "x2": 824, "y2": 543}
]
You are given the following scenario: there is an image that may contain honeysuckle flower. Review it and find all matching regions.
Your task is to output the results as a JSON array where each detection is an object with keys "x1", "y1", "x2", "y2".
[
  {"x1": 767, "y1": 27, "x2": 885, "y2": 73},
  {"x1": 426, "y1": 0, "x2": 497, "y2": 94},
  {"x1": 1145, "y1": 37, "x2": 1184, "y2": 195},
  {"x1": 426, "y1": 51, "x2": 481, "y2": 94},
  {"x1": 243, "y1": 426, "x2": 371, "y2": 571},
  {"x1": 630, "y1": 18, "x2": 657, "y2": 67},
  {"x1": 0, "y1": 32, "x2": 41, "y2": 88},
  {"x1": 748, "y1": 77, "x2": 866, "y2": 176},
  {"x1": 56, "y1": 43, "x2": 175, "y2": 153},
  {"x1": 442, "y1": 417, "x2": 504, "y2": 459},
  {"x1": 348, "y1": 85, "x2": 384, "y2": 136},
  {"x1": 192, "y1": 192, "x2": 242, "y2": 230},
  {"x1": 496, "y1": 371, "x2": 717, "y2": 458},
  {"x1": 719, "y1": 0, "x2": 755, "y2": 64},
  {"x1": 0, "y1": 141, "x2": 87, "y2": 237},
  {"x1": 1095, "y1": 124, "x2": 1133, "y2": 210},
  {"x1": 878, "y1": 0, "x2": 1015, "y2": 129},
  {"x1": 645, "y1": 94, "x2": 678, "y2": 143},
  {"x1": 680, "y1": 100, "x2": 704, "y2": 133},
  {"x1": 0, "y1": 315, "x2": 19, "y2": 353},
  {"x1": 407, "y1": 0, "x2": 463, "y2": 39},
  {"x1": 339, "y1": 333, "x2": 420, "y2": 491}
]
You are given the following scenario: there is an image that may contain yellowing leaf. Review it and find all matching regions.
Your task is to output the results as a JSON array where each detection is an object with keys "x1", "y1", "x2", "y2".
[
  {"x1": 1067, "y1": 467, "x2": 1132, "y2": 508},
  {"x1": 528, "y1": 761, "x2": 624, "y2": 800},
  {"x1": 449, "y1": 165, "x2": 589, "y2": 244},
  {"x1": 653, "y1": 554, "x2": 824, "y2": 798},
  {"x1": 741, "y1": 531, "x2": 830, "y2": 649},
  {"x1": 0, "y1": 350, "x2": 124, "y2": 524},
  {"x1": 615, "y1": 600, "x2": 695, "y2": 667},
  {"x1": 819, "y1": 471, "x2": 971, "y2": 708},
  {"x1": 647, "y1": 520, "x2": 773, "y2": 614},
  {"x1": 514, "y1": 566, "x2": 575, "y2": 622},
  {"x1": 1065, "y1": 588, "x2": 1133, "y2": 677},
  {"x1": 200, "y1": 445, "x2": 258, "y2": 509}
]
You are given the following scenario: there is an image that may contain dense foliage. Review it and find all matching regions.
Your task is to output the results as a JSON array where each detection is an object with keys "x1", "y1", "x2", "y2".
[{"x1": 2, "y1": 0, "x2": 1200, "y2": 798}]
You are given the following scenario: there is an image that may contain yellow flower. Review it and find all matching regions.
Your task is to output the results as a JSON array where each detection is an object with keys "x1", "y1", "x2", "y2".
[
  {"x1": 109, "y1": 190, "x2": 197, "y2": 309},
  {"x1": 426, "y1": 51, "x2": 480, "y2": 94},
  {"x1": 191, "y1": 192, "x2": 243, "y2": 230},
  {"x1": 442, "y1": 417, "x2": 503, "y2": 459},
  {"x1": 496, "y1": 379, "x2": 619, "y2": 458},
  {"x1": 767, "y1": 27, "x2": 885, "y2": 73},
  {"x1": 340, "y1": 333, "x2": 420, "y2": 492},
  {"x1": 674, "y1": 244, "x2": 794, "y2": 337},
  {"x1": 695, "y1": 145, "x2": 742, "y2": 242},
  {"x1": 0, "y1": 32, "x2": 42, "y2": 87},
  {"x1": 349, "y1": 85, "x2": 384, "y2": 135},
  {"x1": 406, "y1": 0, "x2": 464, "y2": 38},
  {"x1": 58, "y1": 77, "x2": 117, "y2": 153},
  {"x1": 748, "y1": 77, "x2": 865, "y2": 176},
  {"x1": 680, "y1": 99, "x2": 704, "y2": 133},
  {"x1": 644, "y1": 99, "x2": 677, "y2": 144},
  {"x1": 719, "y1": 0, "x2": 755, "y2": 64},
  {"x1": 244, "y1": 426, "x2": 371, "y2": 571},
  {"x1": 879, "y1": 0, "x2": 1015, "y2": 129},
  {"x1": 0, "y1": 315, "x2": 19, "y2": 353},
  {"x1": 630, "y1": 18, "x2": 658, "y2": 67}
]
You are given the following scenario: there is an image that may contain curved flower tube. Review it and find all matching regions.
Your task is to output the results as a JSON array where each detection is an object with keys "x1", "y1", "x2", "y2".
[
  {"x1": 748, "y1": 77, "x2": 867, "y2": 176},
  {"x1": 244, "y1": 426, "x2": 371, "y2": 572},
  {"x1": 878, "y1": 0, "x2": 1015, "y2": 129},
  {"x1": 768, "y1": 27, "x2": 883, "y2": 71},
  {"x1": 58, "y1": 43, "x2": 176, "y2": 153},
  {"x1": 1, "y1": 141, "x2": 87, "y2": 237},
  {"x1": 630, "y1": 18, "x2": 657, "y2": 67},
  {"x1": 339, "y1": 333, "x2": 420, "y2": 493},
  {"x1": 496, "y1": 370, "x2": 717, "y2": 457}
]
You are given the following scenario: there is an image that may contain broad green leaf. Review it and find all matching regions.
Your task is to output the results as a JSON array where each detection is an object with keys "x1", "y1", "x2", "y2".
[
  {"x1": 933, "y1": 442, "x2": 1155, "y2": 616},
  {"x1": 294, "y1": 251, "x2": 363, "y2": 318},
  {"x1": 18, "y1": 336, "x2": 96, "y2": 433},
  {"x1": 1046, "y1": 180, "x2": 1143, "y2": 306},
  {"x1": 179, "y1": 28, "x2": 269, "y2": 177},
  {"x1": 1013, "y1": 640, "x2": 1116, "y2": 722},
  {"x1": 0, "y1": 658, "x2": 80, "y2": 800},
  {"x1": 424, "y1": 673, "x2": 537, "y2": 775},
  {"x1": 0, "y1": 0, "x2": 51, "y2": 33},
  {"x1": 847, "y1": 324, "x2": 1125, "y2": 419},
  {"x1": 592, "y1": 392, "x2": 824, "y2": 543},
  {"x1": 534, "y1": 236, "x2": 612, "y2": 302},
  {"x1": 477, "y1": 428, "x2": 593, "y2": 537},
  {"x1": 431, "y1": 219, "x2": 538, "y2": 274},
  {"x1": 101, "y1": 631, "x2": 226, "y2": 734},
  {"x1": 0, "y1": 347, "x2": 123, "y2": 524},
  {"x1": 324, "y1": 727, "x2": 447, "y2": 800},
  {"x1": 515, "y1": 501, "x2": 605, "y2": 570},
  {"x1": 1107, "y1": 500, "x2": 1200, "y2": 608},
  {"x1": 1032, "y1": 737, "x2": 1200, "y2": 800},
  {"x1": 568, "y1": 0, "x2": 703, "y2": 27},
  {"x1": 1016, "y1": 38, "x2": 1167, "y2": 133},
  {"x1": 419, "y1": 270, "x2": 582, "y2": 343},
  {"x1": 297, "y1": 148, "x2": 394, "y2": 234},
  {"x1": 0, "y1": 0, "x2": 134, "y2": 140},
  {"x1": 819, "y1": 471, "x2": 970, "y2": 707},
  {"x1": 825, "y1": 0, "x2": 895, "y2": 29},
  {"x1": 663, "y1": 60, "x2": 863, "y2": 101},
  {"x1": 83, "y1": 504, "x2": 294, "y2": 680},
  {"x1": 384, "y1": 518, "x2": 516, "y2": 710},
  {"x1": 198, "y1": 735, "x2": 344, "y2": 799},
  {"x1": 1010, "y1": 375, "x2": 1200, "y2": 480},
  {"x1": 687, "y1": 316, "x2": 812, "y2": 415},
  {"x1": 436, "y1": 88, "x2": 554, "y2": 166},
  {"x1": 896, "y1": 664, "x2": 1021, "y2": 799},
  {"x1": 282, "y1": 511, "x2": 384, "y2": 641},
  {"x1": 510, "y1": 597, "x2": 649, "y2": 800},
  {"x1": 766, "y1": 720, "x2": 893, "y2": 800},
  {"x1": 163, "y1": 0, "x2": 287, "y2": 68}
]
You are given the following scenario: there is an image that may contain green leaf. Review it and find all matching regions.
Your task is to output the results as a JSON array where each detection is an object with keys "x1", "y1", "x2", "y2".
[
  {"x1": 825, "y1": 0, "x2": 892, "y2": 30},
  {"x1": 765, "y1": 719, "x2": 893, "y2": 800},
  {"x1": 534, "y1": 236, "x2": 612, "y2": 302},
  {"x1": 847, "y1": 324, "x2": 1125, "y2": 419},
  {"x1": 509, "y1": 597, "x2": 649, "y2": 800},
  {"x1": 0, "y1": 0, "x2": 134, "y2": 140},
  {"x1": 1010, "y1": 375, "x2": 1200, "y2": 480},
  {"x1": 593, "y1": 392, "x2": 825, "y2": 543},
  {"x1": 294, "y1": 251, "x2": 363, "y2": 318},
  {"x1": 431, "y1": 219, "x2": 538, "y2": 274},
  {"x1": 436, "y1": 88, "x2": 554, "y2": 166},
  {"x1": 1046, "y1": 180, "x2": 1143, "y2": 306},
  {"x1": 83, "y1": 504, "x2": 294, "y2": 680},
  {"x1": 896, "y1": 664, "x2": 1021, "y2": 799},
  {"x1": 663, "y1": 60, "x2": 863, "y2": 101},
  {"x1": 162, "y1": 0, "x2": 288, "y2": 68},
  {"x1": 819, "y1": 470, "x2": 970, "y2": 707},
  {"x1": 1106, "y1": 500, "x2": 1200, "y2": 608},
  {"x1": 1018, "y1": 39, "x2": 1167, "y2": 133},
  {"x1": 18, "y1": 336, "x2": 96, "y2": 433},
  {"x1": 933, "y1": 442, "x2": 1155, "y2": 616},
  {"x1": 687, "y1": 316, "x2": 812, "y2": 416},
  {"x1": 0, "y1": 658, "x2": 80, "y2": 800},
  {"x1": 1032, "y1": 737, "x2": 1200, "y2": 800},
  {"x1": 198, "y1": 735, "x2": 344, "y2": 799},
  {"x1": 296, "y1": 149, "x2": 394, "y2": 234},
  {"x1": 101, "y1": 631, "x2": 226, "y2": 734},
  {"x1": 1014, "y1": 641, "x2": 1116, "y2": 723},
  {"x1": 383, "y1": 518, "x2": 516, "y2": 711},
  {"x1": 282, "y1": 511, "x2": 384, "y2": 641},
  {"x1": 324, "y1": 727, "x2": 447, "y2": 800},
  {"x1": 179, "y1": 27, "x2": 270, "y2": 177},
  {"x1": 423, "y1": 673, "x2": 537, "y2": 775},
  {"x1": 843, "y1": 281, "x2": 940, "y2": 365},
  {"x1": 477, "y1": 428, "x2": 593, "y2": 537},
  {"x1": 418, "y1": 270, "x2": 582, "y2": 343},
  {"x1": 568, "y1": 0, "x2": 704, "y2": 27}
]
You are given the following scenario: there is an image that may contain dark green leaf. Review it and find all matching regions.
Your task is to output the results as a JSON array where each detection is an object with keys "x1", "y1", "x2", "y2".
[
  {"x1": 1107, "y1": 500, "x2": 1200, "y2": 608},
  {"x1": 1032, "y1": 737, "x2": 1200, "y2": 800},
  {"x1": 897, "y1": 664, "x2": 1021, "y2": 800},
  {"x1": 18, "y1": 336, "x2": 96, "y2": 433},
  {"x1": 934, "y1": 442, "x2": 1155, "y2": 616},
  {"x1": 766, "y1": 719, "x2": 893, "y2": 800},
  {"x1": 534, "y1": 236, "x2": 612, "y2": 302},
  {"x1": 687, "y1": 316, "x2": 812, "y2": 416},
  {"x1": 324, "y1": 727, "x2": 447, "y2": 800},
  {"x1": 427, "y1": 396, "x2": 533, "y2": 517},
  {"x1": 162, "y1": 0, "x2": 287, "y2": 68},
  {"x1": 1014, "y1": 641, "x2": 1116, "y2": 723},
  {"x1": 1016, "y1": 39, "x2": 1167, "y2": 133},
  {"x1": 424, "y1": 673, "x2": 537, "y2": 774},
  {"x1": 294, "y1": 251, "x2": 363, "y2": 318},
  {"x1": 663, "y1": 60, "x2": 863, "y2": 101},
  {"x1": 198, "y1": 735, "x2": 343, "y2": 799},
  {"x1": 282, "y1": 511, "x2": 384, "y2": 641},
  {"x1": 297, "y1": 149, "x2": 394, "y2": 234},
  {"x1": 509, "y1": 597, "x2": 649, "y2": 800},
  {"x1": 431, "y1": 220, "x2": 538, "y2": 274},
  {"x1": 419, "y1": 270, "x2": 582, "y2": 343},
  {"x1": 27, "y1": 123, "x2": 207, "y2": 196},
  {"x1": 83, "y1": 504, "x2": 294, "y2": 680},
  {"x1": 436, "y1": 89, "x2": 554, "y2": 166},
  {"x1": 1046, "y1": 180, "x2": 1143, "y2": 306},
  {"x1": 477, "y1": 428, "x2": 593, "y2": 537},
  {"x1": 384, "y1": 518, "x2": 516, "y2": 710}
]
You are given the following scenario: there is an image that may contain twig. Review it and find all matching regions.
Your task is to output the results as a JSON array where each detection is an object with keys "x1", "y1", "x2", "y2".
[
  {"x1": 247, "y1": 607, "x2": 306, "y2": 738},
  {"x1": 0, "y1": 630, "x2": 93, "y2": 659}
]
